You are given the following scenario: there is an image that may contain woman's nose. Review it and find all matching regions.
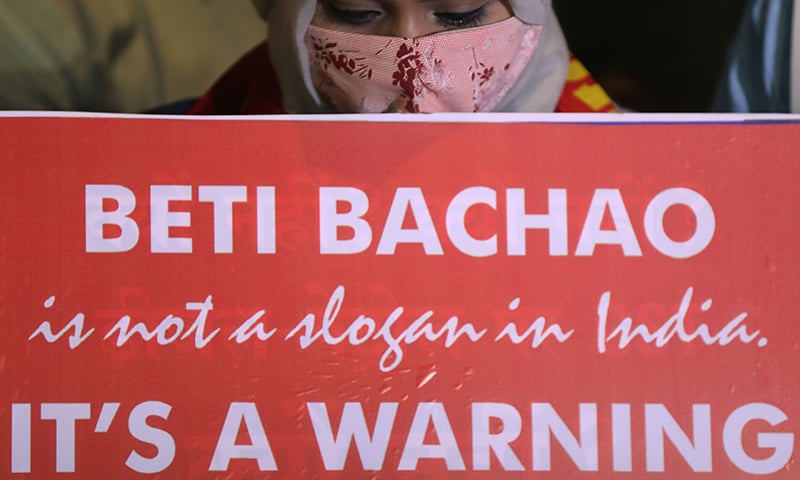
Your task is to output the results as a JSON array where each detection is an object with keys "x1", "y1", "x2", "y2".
[{"x1": 382, "y1": 14, "x2": 438, "y2": 38}]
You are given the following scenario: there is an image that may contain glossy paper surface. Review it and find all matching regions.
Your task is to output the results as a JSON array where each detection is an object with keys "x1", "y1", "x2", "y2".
[{"x1": 1, "y1": 116, "x2": 798, "y2": 478}]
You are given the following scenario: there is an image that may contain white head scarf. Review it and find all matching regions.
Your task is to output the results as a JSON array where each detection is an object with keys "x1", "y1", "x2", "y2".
[{"x1": 252, "y1": 0, "x2": 569, "y2": 113}]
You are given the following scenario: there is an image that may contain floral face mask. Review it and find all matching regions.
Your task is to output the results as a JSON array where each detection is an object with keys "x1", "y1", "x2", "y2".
[{"x1": 304, "y1": 17, "x2": 543, "y2": 113}]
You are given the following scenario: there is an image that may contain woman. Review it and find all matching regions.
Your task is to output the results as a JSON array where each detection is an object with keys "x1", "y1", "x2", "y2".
[{"x1": 190, "y1": 0, "x2": 614, "y2": 114}]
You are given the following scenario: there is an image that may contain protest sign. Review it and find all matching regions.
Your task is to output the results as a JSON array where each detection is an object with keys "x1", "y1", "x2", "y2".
[{"x1": 1, "y1": 115, "x2": 798, "y2": 478}]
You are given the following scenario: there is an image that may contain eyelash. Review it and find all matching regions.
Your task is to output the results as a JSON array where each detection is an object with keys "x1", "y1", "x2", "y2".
[
  {"x1": 320, "y1": 3, "x2": 489, "y2": 30},
  {"x1": 435, "y1": 6, "x2": 488, "y2": 29}
]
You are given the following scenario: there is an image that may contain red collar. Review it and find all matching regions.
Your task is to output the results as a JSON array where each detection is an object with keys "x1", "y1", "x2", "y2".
[{"x1": 189, "y1": 42, "x2": 285, "y2": 115}]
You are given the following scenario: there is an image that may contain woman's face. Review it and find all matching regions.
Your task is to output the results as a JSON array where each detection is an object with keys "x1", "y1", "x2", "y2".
[{"x1": 311, "y1": 0, "x2": 514, "y2": 38}]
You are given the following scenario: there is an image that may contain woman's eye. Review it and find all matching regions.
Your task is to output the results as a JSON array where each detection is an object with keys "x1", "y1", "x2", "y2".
[
  {"x1": 434, "y1": 5, "x2": 488, "y2": 29},
  {"x1": 320, "y1": 2, "x2": 381, "y2": 26}
]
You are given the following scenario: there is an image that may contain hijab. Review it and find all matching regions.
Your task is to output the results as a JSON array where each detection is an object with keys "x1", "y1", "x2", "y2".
[{"x1": 252, "y1": 0, "x2": 569, "y2": 113}]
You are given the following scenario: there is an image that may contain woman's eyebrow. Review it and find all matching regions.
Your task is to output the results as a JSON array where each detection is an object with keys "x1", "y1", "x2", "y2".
[{"x1": 417, "y1": 0, "x2": 471, "y2": 5}]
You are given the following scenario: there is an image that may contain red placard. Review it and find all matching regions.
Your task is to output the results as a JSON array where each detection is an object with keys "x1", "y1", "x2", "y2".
[{"x1": 1, "y1": 115, "x2": 799, "y2": 479}]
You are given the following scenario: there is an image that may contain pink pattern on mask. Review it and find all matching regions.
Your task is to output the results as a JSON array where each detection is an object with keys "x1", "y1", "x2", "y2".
[
  {"x1": 306, "y1": 18, "x2": 543, "y2": 113},
  {"x1": 308, "y1": 38, "x2": 374, "y2": 80},
  {"x1": 392, "y1": 43, "x2": 423, "y2": 112}
]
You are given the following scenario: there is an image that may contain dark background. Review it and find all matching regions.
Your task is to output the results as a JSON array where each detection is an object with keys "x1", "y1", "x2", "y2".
[{"x1": 555, "y1": 0, "x2": 752, "y2": 111}]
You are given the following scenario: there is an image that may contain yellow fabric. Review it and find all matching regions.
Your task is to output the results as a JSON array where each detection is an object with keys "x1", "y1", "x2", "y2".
[{"x1": 559, "y1": 57, "x2": 615, "y2": 112}]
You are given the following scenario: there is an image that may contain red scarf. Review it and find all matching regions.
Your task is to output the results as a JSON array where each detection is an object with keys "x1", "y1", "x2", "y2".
[{"x1": 189, "y1": 42, "x2": 615, "y2": 115}]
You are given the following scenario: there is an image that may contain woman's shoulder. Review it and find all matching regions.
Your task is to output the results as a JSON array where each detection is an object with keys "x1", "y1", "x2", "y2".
[
  {"x1": 556, "y1": 56, "x2": 616, "y2": 113},
  {"x1": 189, "y1": 42, "x2": 285, "y2": 115}
]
